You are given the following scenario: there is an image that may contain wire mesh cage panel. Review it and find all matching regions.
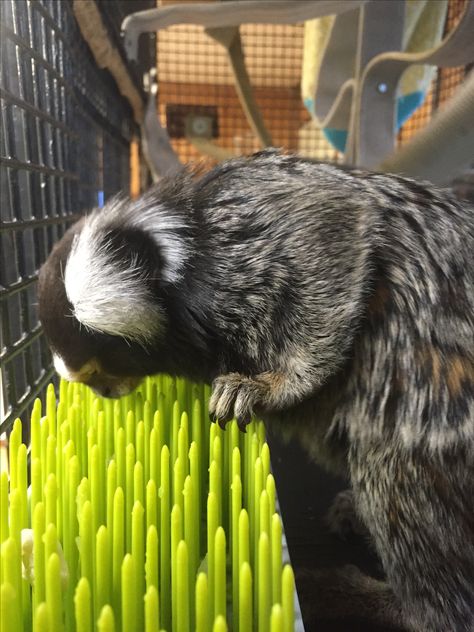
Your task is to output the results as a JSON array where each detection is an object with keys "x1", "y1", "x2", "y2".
[
  {"x1": 0, "y1": 0, "x2": 134, "y2": 435},
  {"x1": 156, "y1": 0, "x2": 469, "y2": 166},
  {"x1": 157, "y1": 21, "x2": 342, "y2": 166},
  {"x1": 397, "y1": 0, "x2": 470, "y2": 146}
]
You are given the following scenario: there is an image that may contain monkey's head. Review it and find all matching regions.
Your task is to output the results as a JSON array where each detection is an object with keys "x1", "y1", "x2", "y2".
[{"x1": 37, "y1": 194, "x2": 185, "y2": 398}]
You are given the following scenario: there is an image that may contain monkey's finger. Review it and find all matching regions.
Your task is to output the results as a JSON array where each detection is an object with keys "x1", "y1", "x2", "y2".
[{"x1": 209, "y1": 382, "x2": 225, "y2": 416}]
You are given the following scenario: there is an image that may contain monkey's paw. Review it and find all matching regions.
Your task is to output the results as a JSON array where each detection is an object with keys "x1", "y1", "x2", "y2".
[
  {"x1": 297, "y1": 566, "x2": 405, "y2": 630},
  {"x1": 325, "y1": 489, "x2": 367, "y2": 540},
  {"x1": 209, "y1": 372, "x2": 268, "y2": 432}
]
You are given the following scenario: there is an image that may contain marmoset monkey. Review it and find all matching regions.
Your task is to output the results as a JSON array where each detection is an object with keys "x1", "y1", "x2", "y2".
[{"x1": 39, "y1": 151, "x2": 474, "y2": 631}]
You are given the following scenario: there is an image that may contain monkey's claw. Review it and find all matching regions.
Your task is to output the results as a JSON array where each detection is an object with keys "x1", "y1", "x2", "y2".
[
  {"x1": 209, "y1": 372, "x2": 264, "y2": 432},
  {"x1": 218, "y1": 416, "x2": 228, "y2": 430},
  {"x1": 210, "y1": 410, "x2": 231, "y2": 429},
  {"x1": 237, "y1": 413, "x2": 251, "y2": 433}
]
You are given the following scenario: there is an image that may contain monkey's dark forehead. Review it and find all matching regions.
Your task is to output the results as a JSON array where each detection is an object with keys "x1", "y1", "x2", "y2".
[{"x1": 40, "y1": 309, "x2": 98, "y2": 371}]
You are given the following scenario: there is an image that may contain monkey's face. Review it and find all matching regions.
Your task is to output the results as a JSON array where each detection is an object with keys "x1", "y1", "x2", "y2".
[{"x1": 51, "y1": 353, "x2": 142, "y2": 399}]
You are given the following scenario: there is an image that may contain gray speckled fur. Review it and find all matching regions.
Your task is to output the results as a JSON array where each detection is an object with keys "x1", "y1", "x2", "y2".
[
  {"x1": 198, "y1": 152, "x2": 474, "y2": 630},
  {"x1": 223, "y1": 154, "x2": 474, "y2": 632}
]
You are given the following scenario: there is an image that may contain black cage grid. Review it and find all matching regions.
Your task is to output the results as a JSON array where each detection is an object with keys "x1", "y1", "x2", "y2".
[{"x1": 0, "y1": 0, "x2": 134, "y2": 436}]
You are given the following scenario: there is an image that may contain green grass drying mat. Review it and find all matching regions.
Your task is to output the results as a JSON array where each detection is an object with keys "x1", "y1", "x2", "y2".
[{"x1": 1, "y1": 376, "x2": 296, "y2": 631}]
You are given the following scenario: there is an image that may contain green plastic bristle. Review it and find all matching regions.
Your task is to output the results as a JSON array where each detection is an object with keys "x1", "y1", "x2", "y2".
[
  {"x1": 270, "y1": 604, "x2": 284, "y2": 632},
  {"x1": 34, "y1": 600, "x2": 49, "y2": 632},
  {"x1": 47, "y1": 552, "x2": 64, "y2": 632},
  {"x1": 2, "y1": 376, "x2": 297, "y2": 631},
  {"x1": 75, "y1": 576, "x2": 92, "y2": 632},
  {"x1": 213, "y1": 615, "x2": 228, "y2": 632},
  {"x1": 33, "y1": 503, "x2": 46, "y2": 609},
  {"x1": 98, "y1": 604, "x2": 115, "y2": 632},
  {"x1": 176, "y1": 540, "x2": 190, "y2": 631},
  {"x1": 9, "y1": 419, "x2": 21, "y2": 490},
  {"x1": 195, "y1": 572, "x2": 209, "y2": 632},
  {"x1": 282, "y1": 565, "x2": 296, "y2": 632},
  {"x1": 146, "y1": 525, "x2": 159, "y2": 593},
  {"x1": 214, "y1": 527, "x2": 226, "y2": 620},
  {"x1": 239, "y1": 561, "x2": 253, "y2": 632},
  {"x1": 1, "y1": 471, "x2": 9, "y2": 545},
  {"x1": 1, "y1": 582, "x2": 21, "y2": 630}
]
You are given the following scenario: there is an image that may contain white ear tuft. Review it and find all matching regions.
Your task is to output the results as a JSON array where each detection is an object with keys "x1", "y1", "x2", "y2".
[
  {"x1": 64, "y1": 220, "x2": 163, "y2": 343},
  {"x1": 53, "y1": 354, "x2": 81, "y2": 382}
]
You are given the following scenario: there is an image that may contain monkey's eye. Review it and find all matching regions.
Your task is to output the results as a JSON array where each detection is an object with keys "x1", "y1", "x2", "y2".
[{"x1": 77, "y1": 359, "x2": 101, "y2": 381}]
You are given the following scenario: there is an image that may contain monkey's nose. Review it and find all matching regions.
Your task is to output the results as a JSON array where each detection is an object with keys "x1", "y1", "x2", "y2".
[{"x1": 91, "y1": 385, "x2": 115, "y2": 399}]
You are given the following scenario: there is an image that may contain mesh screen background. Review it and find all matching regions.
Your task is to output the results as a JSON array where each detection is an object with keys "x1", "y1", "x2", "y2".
[
  {"x1": 0, "y1": 0, "x2": 134, "y2": 434},
  {"x1": 397, "y1": 0, "x2": 469, "y2": 145},
  {"x1": 156, "y1": 0, "x2": 469, "y2": 166}
]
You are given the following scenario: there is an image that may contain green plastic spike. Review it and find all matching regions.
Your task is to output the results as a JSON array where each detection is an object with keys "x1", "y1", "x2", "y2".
[
  {"x1": 97, "y1": 604, "x2": 115, "y2": 632},
  {"x1": 195, "y1": 572, "x2": 209, "y2": 632}
]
